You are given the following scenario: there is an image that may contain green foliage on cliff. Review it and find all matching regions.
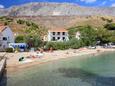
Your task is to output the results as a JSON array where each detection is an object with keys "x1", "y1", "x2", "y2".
[
  {"x1": 68, "y1": 25, "x2": 115, "y2": 45},
  {"x1": 104, "y1": 23, "x2": 115, "y2": 30}
]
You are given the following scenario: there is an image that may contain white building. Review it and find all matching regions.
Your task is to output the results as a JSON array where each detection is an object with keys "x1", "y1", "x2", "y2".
[
  {"x1": 0, "y1": 26, "x2": 14, "y2": 51},
  {"x1": 44, "y1": 28, "x2": 69, "y2": 41}
]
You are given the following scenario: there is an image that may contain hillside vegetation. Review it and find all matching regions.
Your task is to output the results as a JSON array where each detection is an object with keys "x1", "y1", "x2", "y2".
[
  {"x1": 0, "y1": 16, "x2": 115, "y2": 34},
  {"x1": 0, "y1": 16, "x2": 47, "y2": 35}
]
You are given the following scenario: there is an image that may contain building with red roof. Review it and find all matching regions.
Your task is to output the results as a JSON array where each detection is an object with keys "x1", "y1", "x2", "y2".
[
  {"x1": 44, "y1": 28, "x2": 69, "y2": 41},
  {"x1": 0, "y1": 25, "x2": 14, "y2": 51}
]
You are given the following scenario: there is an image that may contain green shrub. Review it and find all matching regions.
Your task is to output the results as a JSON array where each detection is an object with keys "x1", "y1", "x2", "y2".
[
  {"x1": 45, "y1": 39, "x2": 83, "y2": 50},
  {"x1": 15, "y1": 47, "x2": 20, "y2": 52},
  {"x1": 4, "y1": 22, "x2": 9, "y2": 25},
  {"x1": 45, "y1": 42, "x2": 55, "y2": 50},
  {"x1": 26, "y1": 21, "x2": 31, "y2": 26},
  {"x1": 54, "y1": 42, "x2": 69, "y2": 50},
  {"x1": 68, "y1": 27, "x2": 78, "y2": 39},
  {"x1": 15, "y1": 35, "x2": 25, "y2": 43},
  {"x1": 5, "y1": 48, "x2": 14, "y2": 53},
  {"x1": 17, "y1": 19, "x2": 25, "y2": 24},
  {"x1": 68, "y1": 38, "x2": 81, "y2": 49},
  {"x1": 104, "y1": 23, "x2": 115, "y2": 30}
]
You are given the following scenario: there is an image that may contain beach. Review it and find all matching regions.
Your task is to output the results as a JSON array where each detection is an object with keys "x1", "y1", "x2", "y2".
[{"x1": 0, "y1": 47, "x2": 115, "y2": 73}]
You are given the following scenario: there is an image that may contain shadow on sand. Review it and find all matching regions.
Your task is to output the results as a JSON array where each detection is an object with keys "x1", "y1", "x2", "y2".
[
  {"x1": 0, "y1": 69, "x2": 7, "y2": 86},
  {"x1": 57, "y1": 67, "x2": 115, "y2": 86}
]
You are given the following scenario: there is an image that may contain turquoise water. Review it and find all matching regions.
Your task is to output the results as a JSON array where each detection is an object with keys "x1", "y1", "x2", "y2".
[{"x1": 1, "y1": 52, "x2": 115, "y2": 86}]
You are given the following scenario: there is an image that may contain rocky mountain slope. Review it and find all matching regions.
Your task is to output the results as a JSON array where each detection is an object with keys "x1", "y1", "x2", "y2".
[
  {"x1": 0, "y1": 2, "x2": 115, "y2": 34},
  {"x1": 0, "y1": 2, "x2": 115, "y2": 16}
]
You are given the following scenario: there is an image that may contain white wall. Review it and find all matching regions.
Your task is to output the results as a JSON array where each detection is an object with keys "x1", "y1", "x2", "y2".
[
  {"x1": 48, "y1": 31, "x2": 69, "y2": 41},
  {"x1": 0, "y1": 27, "x2": 14, "y2": 50}
]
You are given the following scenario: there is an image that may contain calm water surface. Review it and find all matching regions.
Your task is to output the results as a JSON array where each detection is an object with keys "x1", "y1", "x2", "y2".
[{"x1": 1, "y1": 52, "x2": 115, "y2": 86}]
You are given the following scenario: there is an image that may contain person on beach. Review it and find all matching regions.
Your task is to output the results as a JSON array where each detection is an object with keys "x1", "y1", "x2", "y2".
[
  {"x1": 97, "y1": 49, "x2": 100, "y2": 53},
  {"x1": 39, "y1": 48, "x2": 44, "y2": 53},
  {"x1": 49, "y1": 47, "x2": 53, "y2": 52}
]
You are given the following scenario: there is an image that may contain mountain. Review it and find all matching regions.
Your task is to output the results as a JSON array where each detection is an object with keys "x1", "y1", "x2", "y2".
[
  {"x1": 0, "y1": 9, "x2": 9, "y2": 16},
  {"x1": 1, "y1": 2, "x2": 115, "y2": 16},
  {"x1": 1, "y1": 2, "x2": 115, "y2": 34}
]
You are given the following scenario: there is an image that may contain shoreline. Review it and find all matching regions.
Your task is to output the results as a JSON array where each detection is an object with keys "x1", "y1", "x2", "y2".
[{"x1": 0, "y1": 48, "x2": 115, "y2": 73}]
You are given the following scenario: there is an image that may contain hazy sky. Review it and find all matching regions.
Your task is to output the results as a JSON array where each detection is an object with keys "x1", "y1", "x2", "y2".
[{"x1": 0, "y1": 0, "x2": 115, "y2": 8}]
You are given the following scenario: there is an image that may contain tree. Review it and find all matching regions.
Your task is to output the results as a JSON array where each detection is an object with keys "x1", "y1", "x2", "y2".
[
  {"x1": 104, "y1": 23, "x2": 115, "y2": 30},
  {"x1": 101, "y1": 17, "x2": 113, "y2": 23},
  {"x1": 106, "y1": 19, "x2": 113, "y2": 23},
  {"x1": 25, "y1": 34, "x2": 43, "y2": 48},
  {"x1": 68, "y1": 38, "x2": 84, "y2": 49},
  {"x1": 68, "y1": 25, "x2": 98, "y2": 46},
  {"x1": 4, "y1": 21, "x2": 9, "y2": 25},
  {"x1": 17, "y1": 19, "x2": 25, "y2": 24},
  {"x1": 68, "y1": 27, "x2": 78, "y2": 39},
  {"x1": 15, "y1": 35, "x2": 25, "y2": 43},
  {"x1": 26, "y1": 21, "x2": 31, "y2": 26},
  {"x1": 79, "y1": 25, "x2": 97, "y2": 46},
  {"x1": 24, "y1": 21, "x2": 47, "y2": 39},
  {"x1": 108, "y1": 31, "x2": 115, "y2": 43},
  {"x1": 45, "y1": 38, "x2": 84, "y2": 50},
  {"x1": 96, "y1": 28, "x2": 112, "y2": 44}
]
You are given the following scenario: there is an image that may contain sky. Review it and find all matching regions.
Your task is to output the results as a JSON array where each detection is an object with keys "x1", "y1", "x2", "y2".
[{"x1": 0, "y1": 0, "x2": 115, "y2": 8}]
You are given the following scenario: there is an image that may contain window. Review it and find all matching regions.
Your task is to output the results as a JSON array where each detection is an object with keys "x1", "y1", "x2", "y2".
[
  {"x1": 57, "y1": 37, "x2": 60, "y2": 40},
  {"x1": 3, "y1": 37, "x2": 7, "y2": 41},
  {"x1": 52, "y1": 37, "x2": 55, "y2": 41},
  {"x1": 63, "y1": 37, "x2": 65, "y2": 40},
  {"x1": 52, "y1": 32, "x2": 55, "y2": 35},
  {"x1": 62, "y1": 32, "x2": 65, "y2": 35},
  {"x1": 57, "y1": 32, "x2": 60, "y2": 35}
]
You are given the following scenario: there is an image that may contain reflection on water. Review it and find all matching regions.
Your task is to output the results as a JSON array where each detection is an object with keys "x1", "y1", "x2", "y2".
[
  {"x1": 0, "y1": 52, "x2": 115, "y2": 86},
  {"x1": 58, "y1": 67, "x2": 115, "y2": 86}
]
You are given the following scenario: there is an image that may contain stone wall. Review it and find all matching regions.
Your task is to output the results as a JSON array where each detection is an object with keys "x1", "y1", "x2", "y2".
[{"x1": 0, "y1": 58, "x2": 6, "y2": 82}]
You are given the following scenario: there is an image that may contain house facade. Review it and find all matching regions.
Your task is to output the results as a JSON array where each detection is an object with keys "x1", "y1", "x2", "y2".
[
  {"x1": 0, "y1": 26, "x2": 14, "y2": 51},
  {"x1": 44, "y1": 28, "x2": 69, "y2": 41}
]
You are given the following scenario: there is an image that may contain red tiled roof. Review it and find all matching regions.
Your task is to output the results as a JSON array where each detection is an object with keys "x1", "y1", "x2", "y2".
[
  {"x1": 0, "y1": 26, "x2": 7, "y2": 33},
  {"x1": 49, "y1": 28, "x2": 68, "y2": 32}
]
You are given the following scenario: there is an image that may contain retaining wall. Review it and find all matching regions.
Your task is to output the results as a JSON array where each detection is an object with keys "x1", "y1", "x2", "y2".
[{"x1": 0, "y1": 58, "x2": 6, "y2": 82}]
